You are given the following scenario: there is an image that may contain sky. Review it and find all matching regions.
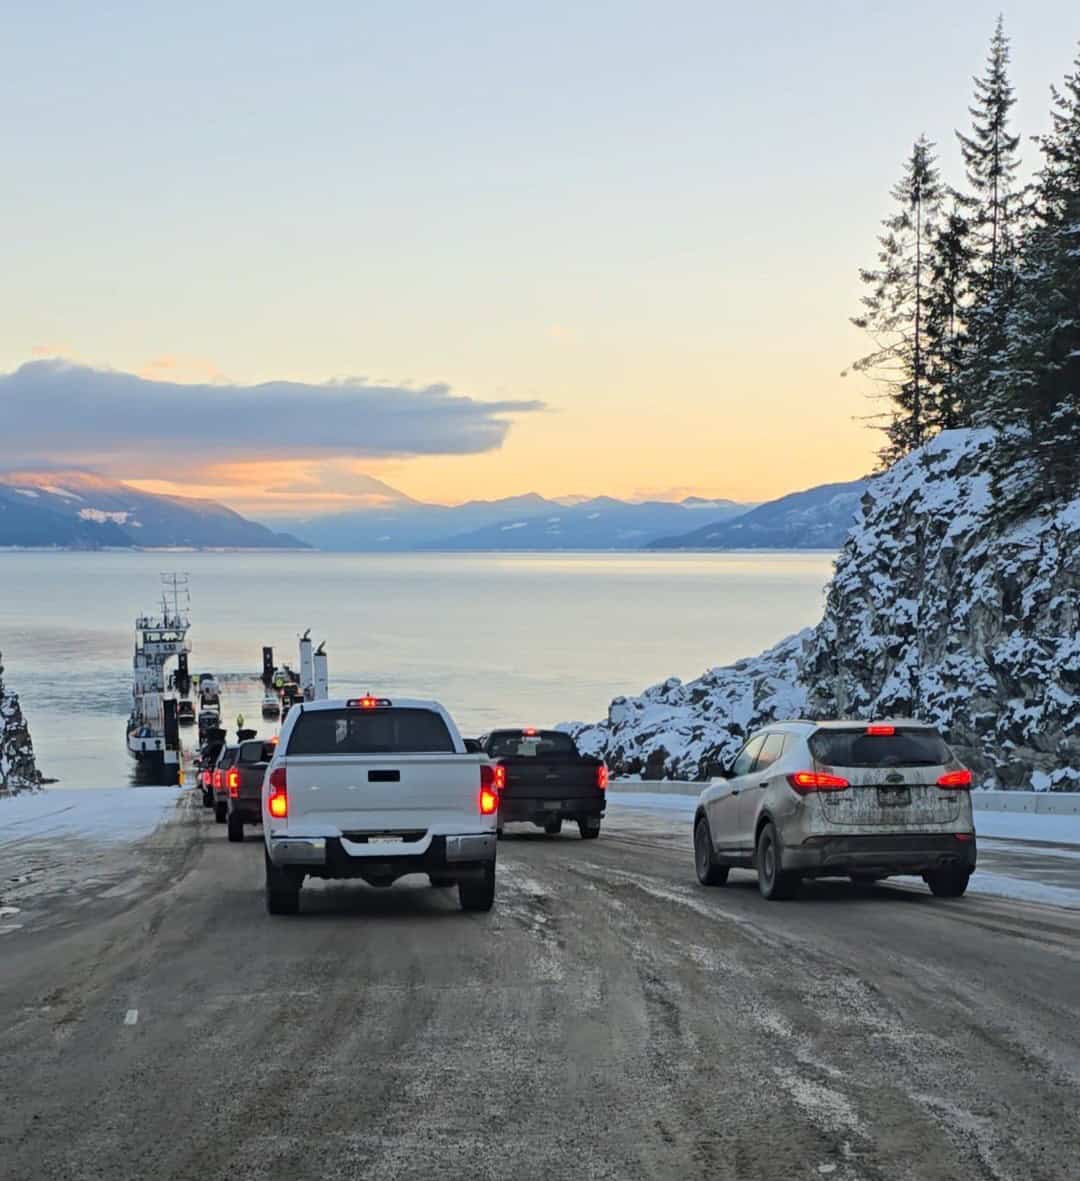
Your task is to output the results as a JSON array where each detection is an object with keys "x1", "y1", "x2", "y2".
[{"x1": 1, "y1": 1, "x2": 1077, "y2": 517}]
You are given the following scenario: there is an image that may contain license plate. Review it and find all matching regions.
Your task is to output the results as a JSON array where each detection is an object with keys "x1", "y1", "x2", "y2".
[
  {"x1": 877, "y1": 786, "x2": 910, "y2": 806},
  {"x1": 374, "y1": 835, "x2": 403, "y2": 843}
]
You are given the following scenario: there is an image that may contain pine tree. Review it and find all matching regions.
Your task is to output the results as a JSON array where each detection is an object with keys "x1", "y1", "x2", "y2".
[
  {"x1": 988, "y1": 46, "x2": 1080, "y2": 516},
  {"x1": 852, "y1": 136, "x2": 943, "y2": 463},
  {"x1": 0, "y1": 651, "x2": 43, "y2": 795},
  {"x1": 925, "y1": 203, "x2": 973, "y2": 430},
  {"x1": 957, "y1": 17, "x2": 1024, "y2": 421}
]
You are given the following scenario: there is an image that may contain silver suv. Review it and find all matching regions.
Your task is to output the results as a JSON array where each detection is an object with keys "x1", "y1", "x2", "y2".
[{"x1": 693, "y1": 720, "x2": 976, "y2": 900}]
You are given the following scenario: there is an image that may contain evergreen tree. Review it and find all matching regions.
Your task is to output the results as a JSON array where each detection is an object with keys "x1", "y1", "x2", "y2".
[
  {"x1": 957, "y1": 17, "x2": 1024, "y2": 421},
  {"x1": 0, "y1": 651, "x2": 43, "y2": 795},
  {"x1": 852, "y1": 136, "x2": 943, "y2": 463},
  {"x1": 925, "y1": 203, "x2": 973, "y2": 430},
  {"x1": 988, "y1": 47, "x2": 1080, "y2": 516}
]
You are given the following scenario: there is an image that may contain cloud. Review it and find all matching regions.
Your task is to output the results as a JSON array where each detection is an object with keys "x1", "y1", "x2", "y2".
[{"x1": 0, "y1": 360, "x2": 544, "y2": 474}]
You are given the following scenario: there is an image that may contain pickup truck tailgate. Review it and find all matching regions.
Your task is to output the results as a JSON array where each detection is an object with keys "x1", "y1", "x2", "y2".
[{"x1": 280, "y1": 754, "x2": 482, "y2": 834}]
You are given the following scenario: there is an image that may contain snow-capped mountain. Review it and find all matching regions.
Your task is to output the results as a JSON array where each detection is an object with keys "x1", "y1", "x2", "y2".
[
  {"x1": 564, "y1": 430, "x2": 1078, "y2": 789},
  {"x1": 0, "y1": 472, "x2": 308, "y2": 549}
]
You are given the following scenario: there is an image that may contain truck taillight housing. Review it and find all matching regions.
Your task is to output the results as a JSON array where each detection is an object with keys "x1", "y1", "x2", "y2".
[
  {"x1": 479, "y1": 787, "x2": 499, "y2": 815},
  {"x1": 787, "y1": 771, "x2": 850, "y2": 794},
  {"x1": 267, "y1": 767, "x2": 288, "y2": 818},
  {"x1": 596, "y1": 765, "x2": 608, "y2": 790},
  {"x1": 937, "y1": 769, "x2": 973, "y2": 789},
  {"x1": 227, "y1": 769, "x2": 240, "y2": 798}
]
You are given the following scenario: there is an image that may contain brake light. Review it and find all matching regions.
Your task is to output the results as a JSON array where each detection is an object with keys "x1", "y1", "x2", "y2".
[
  {"x1": 866, "y1": 724, "x2": 895, "y2": 736},
  {"x1": 227, "y1": 769, "x2": 239, "y2": 798},
  {"x1": 212, "y1": 770, "x2": 222, "y2": 790},
  {"x1": 267, "y1": 767, "x2": 288, "y2": 818},
  {"x1": 596, "y1": 764, "x2": 608, "y2": 790},
  {"x1": 787, "y1": 771, "x2": 850, "y2": 793},
  {"x1": 937, "y1": 769, "x2": 973, "y2": 789},
  {"x1": 479, "y1": 787, "x2": 499, "y2": 815},
  {"x1": 524, "y1": 727, "x2": 537, "y2": 736},
  {"x1": 347, "y1": 696, "x2": 391, "y2": 709}
]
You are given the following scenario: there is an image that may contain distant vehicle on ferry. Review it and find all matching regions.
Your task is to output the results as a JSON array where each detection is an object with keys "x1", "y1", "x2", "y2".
[
  {"x1": 198, "y1": 673, "x2": 220, "y2": 706},
  {"x1": 177, "y1": 700, "x2": 196, "y2": 727},
  {"x1": 262, "y1": 691, "x2": 281, "y2": 719}
]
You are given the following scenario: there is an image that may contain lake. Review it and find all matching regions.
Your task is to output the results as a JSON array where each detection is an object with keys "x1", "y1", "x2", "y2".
[{"x1": 0, "y1": 551, "x2": 836, "y2": 787}]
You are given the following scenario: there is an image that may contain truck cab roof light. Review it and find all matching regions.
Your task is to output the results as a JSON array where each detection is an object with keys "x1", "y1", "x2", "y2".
[{"x1": 347, "y1": 697, "x2": 392, "y2": 709}]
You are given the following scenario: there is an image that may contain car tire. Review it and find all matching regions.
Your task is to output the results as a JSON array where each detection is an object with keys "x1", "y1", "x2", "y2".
[
  {"x1": 214, "y1": 801, "x2": 227, "y2": 824},
  {"x1": 265, "y1": 852, "x2": 301, "y2": 915},
  {"x1": 201, "y1": 788, "x2": 213, "y2": 808},
  {"x1": 926, "y1": 868, "x2": 970, "y2": 898},
  {"x1": 578, "y1": 817, "x2": 601, "y2": 839},
  {"x1": 227, "y1": 814, "x2": 244, "y2": 843},
  {"x1": 756, "y1": 822, "x2": 799, "y2": 900},
  {"x1": 544, "y1": 819, "x2": 563, "y2": 836},
  {"x1": 694, "y1": 817, "x2": 730, "y2": 886},
  {"x1": 429, "y1": 875, "x2": 455, "y2": 888},
  {"x1": 459, "y1": 864, "x2": 496, "y2": 912}
]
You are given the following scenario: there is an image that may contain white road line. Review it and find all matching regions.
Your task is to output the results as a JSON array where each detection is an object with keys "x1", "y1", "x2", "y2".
[{"x1": 123, "y1": 1009, "x2": 139, "y2": 1026}]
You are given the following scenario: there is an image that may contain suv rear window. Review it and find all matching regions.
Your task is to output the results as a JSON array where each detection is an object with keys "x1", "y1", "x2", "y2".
[
  {"x1": 287, "y1": 708, "x2": 455, "y2": 755},
  {"x1": 810, "y1": 727, "x2": 952, "y2": 768},
  {"x1": 486, "y1": 730, "x2": 579, "y2": 759}
]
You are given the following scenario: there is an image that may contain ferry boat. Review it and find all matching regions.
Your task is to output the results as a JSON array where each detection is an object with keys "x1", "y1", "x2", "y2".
[{"x1": 125, "y1": 574, "x2": 192, "y2": 784}]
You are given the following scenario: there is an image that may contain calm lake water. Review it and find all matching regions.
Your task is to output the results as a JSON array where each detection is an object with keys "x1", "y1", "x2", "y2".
[{"x1": 0, "y1": 551, "x2": 836, "y2": 788}]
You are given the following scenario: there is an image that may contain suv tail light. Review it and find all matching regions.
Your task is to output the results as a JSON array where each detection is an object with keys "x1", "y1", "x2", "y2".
[
  {"x1": 937, "y1": 769, "x2": 973, "y2": 789},
  {"x1": 212, "y1": 770, "x2": 222, "y2": 790},
  {"x1": 267, "y1": 767, "x2": 288, "y2": 818},
  {"x1": 787, "y1": 771, "x2": 850, "y2": 794},
  {"x1": 227, "y1": 769, "x2": 240, "y2": 798},
  {"x1": 866, "y1": 724, "x2": 896, "y2": 736},
  {"x1": 596, "y1": 765, "x2": 609, "y2": 790}
]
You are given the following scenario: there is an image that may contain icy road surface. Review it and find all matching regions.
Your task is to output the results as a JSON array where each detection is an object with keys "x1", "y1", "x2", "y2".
[{"x1": 0, "y1": 796, "x2": 1077, "y2": 1180}]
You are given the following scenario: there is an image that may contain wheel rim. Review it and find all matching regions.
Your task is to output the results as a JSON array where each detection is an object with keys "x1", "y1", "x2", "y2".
[{"x1": 762, "y1": 839, "x2": 775, "y2": 885}]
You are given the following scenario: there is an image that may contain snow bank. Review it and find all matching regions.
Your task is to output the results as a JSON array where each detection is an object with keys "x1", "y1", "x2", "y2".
[{"x1": 0, "y1": 787, "x2": 182, "y2": 844}]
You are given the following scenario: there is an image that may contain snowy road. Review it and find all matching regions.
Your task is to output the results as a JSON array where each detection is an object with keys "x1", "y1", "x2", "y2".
[{"x1": 0, "y1": 798, "x2": 1078, "y2": 1181}]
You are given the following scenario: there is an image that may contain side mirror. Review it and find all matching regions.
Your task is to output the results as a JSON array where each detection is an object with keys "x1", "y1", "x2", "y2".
[{"x1": 463, "y1": 738, "x2": 482, "y2": 754}]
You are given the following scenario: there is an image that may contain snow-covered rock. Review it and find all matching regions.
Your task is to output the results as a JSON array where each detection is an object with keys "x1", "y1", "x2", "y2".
[
  {"x1": 563, "y1": 631, "x2": 810, "y2": 780},
  {"x1": 0, "y1": 651, "x2": 43, "y2": 795},
  {"x1": 565, "y1": 430, "x2": 1079, "y2": 788},
  {"x1": 802, "y1": 429, "x2": 1078, "y2": 789}
]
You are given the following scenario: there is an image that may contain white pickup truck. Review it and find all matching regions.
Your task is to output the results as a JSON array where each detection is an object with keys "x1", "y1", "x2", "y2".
[{"x1": 261, "y1": 696, "x2": 498, "y2": 915}]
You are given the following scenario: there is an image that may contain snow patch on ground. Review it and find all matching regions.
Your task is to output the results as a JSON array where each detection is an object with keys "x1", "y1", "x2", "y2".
[{"x1": 0, "y1": 786, "x2": 182, "y2": 845}]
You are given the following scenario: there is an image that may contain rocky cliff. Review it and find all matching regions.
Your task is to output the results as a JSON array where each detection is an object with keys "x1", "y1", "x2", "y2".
[
  {"x1": 565, "y1": 430, "x2": 1079, "y2": 789},
  {"x1": 0, "y1": 652, "x2": 43, "y2": 795}
]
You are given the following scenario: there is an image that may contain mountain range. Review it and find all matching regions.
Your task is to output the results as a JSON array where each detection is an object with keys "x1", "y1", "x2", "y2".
[
  {"x1": 0, "y1": 471, "x2": 307, "y2": 549},
  {"x1": 648, "y1": 478, "x2": 870, "y2": 550},
  {"x1": 278, "y1": 490, "x2": 751, "y2": 552}
]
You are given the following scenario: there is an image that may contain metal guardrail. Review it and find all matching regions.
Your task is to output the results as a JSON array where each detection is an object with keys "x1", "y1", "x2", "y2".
[{"x1": 610, "y1": 780, "x2": 1080, "y2": 815}]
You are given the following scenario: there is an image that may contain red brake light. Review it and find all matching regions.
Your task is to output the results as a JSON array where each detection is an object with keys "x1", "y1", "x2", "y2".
[
  {"x1": 596, "y1": 765, "x2": 609, "y2": 790},
  {"x1": 937, "y1": 769, "x2": 972, "y2": 789},
  {"x1": 267, "y1": 766, "x2": 288, "y2": 818},
  {"x1": 212, "y1": 770, "x2": 222, "y2": 789},
  {"x1": 347, "y1": 696, "x2": 391, "y2": 709},
  {"x1": 866, "y1": 724, "x2": 895, "y2": 736},
  {"x1": 523, "y1": 727, "x2": 537, "y2": 736},
  {"x1": 787, "y1": 771, "x2": 850, "y2": 794},
  {"x1": 479, "y1": 787, "x2": 499, "y2": 815},
  {"x1": 227, "y1": 769, "x2": 240, "y2": 797}
]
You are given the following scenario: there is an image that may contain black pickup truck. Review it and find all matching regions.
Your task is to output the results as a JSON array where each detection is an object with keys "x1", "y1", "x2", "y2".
[
  {"x1": 478, "y1": 729, "x2": 607, "y2": 839},
  {"x1": 226, "y1": 738, "x2": 276, "y2": 843}
]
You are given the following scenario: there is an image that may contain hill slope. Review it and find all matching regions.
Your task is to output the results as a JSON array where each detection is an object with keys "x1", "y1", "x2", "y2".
[{"x1": 0, "y1": 472, "x2": 308, "y2": 549}]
